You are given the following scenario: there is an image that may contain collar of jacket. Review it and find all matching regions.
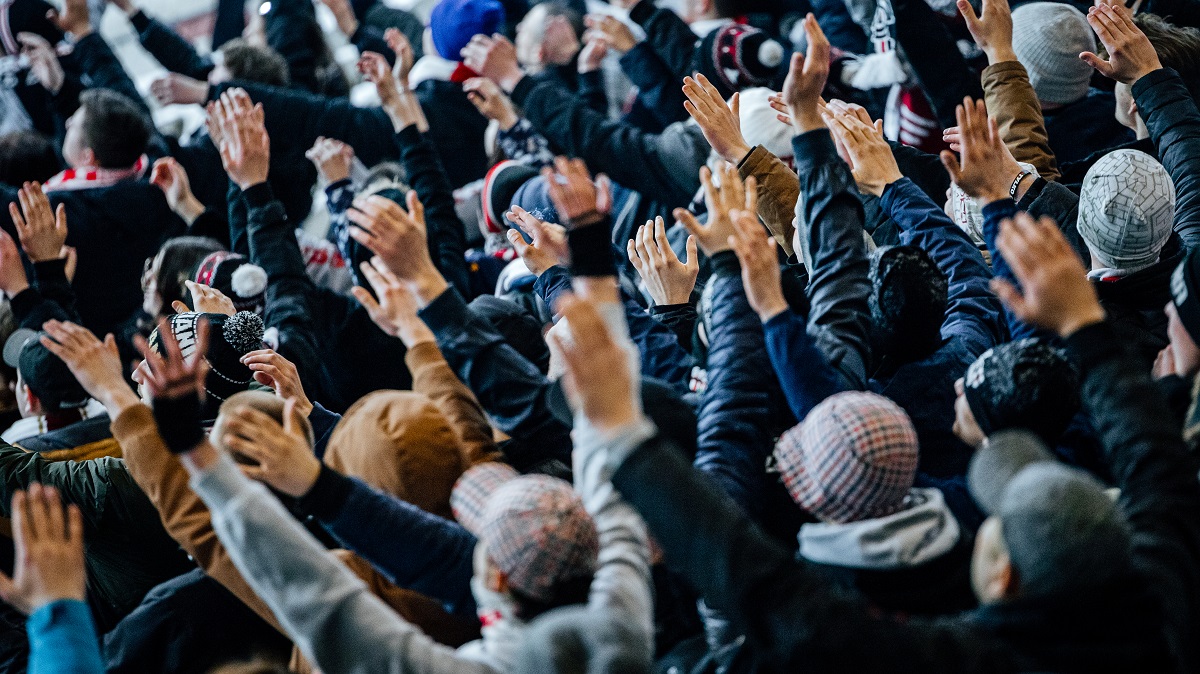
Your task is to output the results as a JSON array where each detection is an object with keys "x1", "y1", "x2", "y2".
[{"x1": 796, "y1": 487, "x2": 961, "y2": 569}]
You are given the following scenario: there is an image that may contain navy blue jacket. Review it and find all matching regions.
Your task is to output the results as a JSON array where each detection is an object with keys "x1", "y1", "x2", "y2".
[{"x1": 1042, "y1": 89, "x2": 1135, "y2": 165}]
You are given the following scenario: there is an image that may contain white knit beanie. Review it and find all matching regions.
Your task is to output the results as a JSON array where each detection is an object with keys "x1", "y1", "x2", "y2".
[
  {"x1": 1078, "y1": 149, "x2": 1175, "y2": 271},
  {"x1": 736, "y1": 88, "x2": 795, "y2": 163},
  {"x1": 1011, "y1": 3, "x2": 1096, "y2": 105}
]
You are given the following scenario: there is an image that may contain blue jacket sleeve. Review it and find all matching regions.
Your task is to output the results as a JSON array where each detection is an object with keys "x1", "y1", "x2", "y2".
[
  {"x1": 1133, "y1": 67, "x2": 1200, "y2": 250},
  {"x1": 692, "y1": 251, "x2": 785, "y2": 518},
  {"x1": 27, "y1": 600, "x2": 103, "y2": 674},
  {"x1": 879, "y1": 178, "x2": 1005, "y2": 356},
  {"x1": 980, "y1": 199, "x2": 1052, "y2": 342},
  {"x1": 627, "y1": 0, "x2": 699, "y2": 80},
  {"x1": 394, "y1": 124, "x2": 469, "y2": 295},
  {"x1": 762, "y1": 310, "x2": 847, "y2": 421},
  {"x1": 309, "y1": 402, "x2": 341, "y2": 461},
  {"x1": 297, "y1": 466, "x2": 477, "y2": 618}
]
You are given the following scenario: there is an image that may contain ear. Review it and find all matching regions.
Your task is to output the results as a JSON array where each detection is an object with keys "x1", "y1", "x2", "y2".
[
  {"x1": 1128, "y1": 99, "x2": 1140, "y2": 121},
  {"x1": 486, "y1": 563, "x2": 509, "y2": 594},
  {"x1": 990, "y1": 553, "x2": 1018, "y2": 601},
  {"x1": 79, "y1": 147, "x2": 98, "y2": 168},
  {"x1": 23, "y1": 386, "x2": 40, "y2": 415}
]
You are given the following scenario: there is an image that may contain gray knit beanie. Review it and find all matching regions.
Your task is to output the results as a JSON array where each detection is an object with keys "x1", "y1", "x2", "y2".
[
  {"x1": 1011, "y1": 3, "x2": 1095, "y2": 105},
  {"x1": 1078, "y1": 149, "x2": 1175, "y2": 271}
]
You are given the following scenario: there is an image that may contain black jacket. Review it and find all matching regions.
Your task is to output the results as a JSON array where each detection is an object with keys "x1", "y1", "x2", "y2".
[{"x1": 1042, "y1": 89, "x2": 1136, "y2": 165}]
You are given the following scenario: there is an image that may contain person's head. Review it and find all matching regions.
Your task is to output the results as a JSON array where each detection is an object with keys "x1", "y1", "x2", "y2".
[
  {"x1": 515, "y1": 2, "x2": 582, "y2": 70},
  {"x1": 324, "y1": 391, "x2": 465, "y2": 519},
  {"x1": 143, "y1": 237, "x2": 226, "y2": 318},
  {"x1": 775, "y1": 391, "x2": 919, "y2": 523},
  {"x1": 138, "y1": 311, "x2": 265, "y2": 421},
  {"x1": 1115, "y1": 14, "x2": 1200, "y2": 132},
  {"x1": 210, "y1": 38, "x2": 291, "y2": 87},
  {"x1": 453, "y1": 463, "x2": 598, "y2": 621},
  {"x1": 3, "y1": 329, "x2": 89, "y2": 419},
  {"x1": 514, "y1": 605, "x2": 652, "y2": 674},
  {"x1": 193, "y1": 252, "x2": 268, "y2": 315},
  {"x1": 429, "y1": 0, "x2": 506, "y2": 61},
  {"x1": 1011, "y1": 3, "x2": 1096, "y2": 108},
  {"x1": 868, "y1": 245, "x2": 948, "y2": 362},
  {"x1": 207, "y1": 660, "x2": 289, "y2": 674},
  {"x1": 1167, "y1": 247, "x2": 1200, "y2": 376},
  {"x1": 968, "y1": 431, "x2": 1131, "y2": 604},
  {"x1": 470, "y1": 295, "x2": 551, "y2": 373},
  {"x1": 1078, "y1": 149, "x2": 1175, "y2": 273},
  {"x1": 62, "y1": 90, "x2": 152, "y2": 169},
  {"x1": 212, "y1": 390, "x2": 315, "y2": 462},
  {"x1": 0, "y1": 131, "x2": 59, "y2": 185},
  {"x1": 954, "y1": 339, "x2": 1080, "y2": 448},
  {"x1": 695, "y1": 24, "x2": 786, "y2": 100}
]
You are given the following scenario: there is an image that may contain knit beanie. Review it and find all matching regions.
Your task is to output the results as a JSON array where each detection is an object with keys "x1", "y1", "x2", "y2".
[
  {"x1": 737, "y1": 88, "x2": 795, "y2": 165},
  {"x1": 193, "y1": 252, "x2": 268, "y2": 315},
  {"x1": 696, "y1": 24, "x2": 786, "y2": 100},
  {"x1": 482, "y1": 160, "x2": 539, "y2": 234},
  {"x1": 147, "y1": 311, "x2": 265, "y2": 422},
  {"x1": 774, "y1": 391, "x2": 919, "y2": 524},
  {"x1": 1011, "y1": 3, "x2": 1095, "y2": 105},
  {"x1": 1077, "y1": 149, "x2": 1175, "y2": 271},
  {"x1": 1170, "y1": 247, "x2": 1200, "y2": 345},
  {"x1": 962, "y1": 338, "x2": 1080, "y2": 445},
  {"x1": 430, "y1": 0, "x2": 506, "y2": 61}
]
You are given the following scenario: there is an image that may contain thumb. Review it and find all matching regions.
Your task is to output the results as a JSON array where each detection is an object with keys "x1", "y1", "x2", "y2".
[
  {"x1": 684, "y1": 235, "x2": 699, "y2": 270},
  {"x1": 1079, "y1": 52, "x2": 1115, "y2": 77},
  {"x1": 958, "y1": 0, "x2": 982, "y2": 31},
  {"x1": 506, "y1": 228, "x2": 530, "y2": 254},
  {"x1": 939, "y1": 150, "x2": 964, "y2": 184},
  {"x1": 253, "y1": 370, "x2": 274, "y2": 387},
  {"x1": 350, "y1": 286, "x2": 382, "y2": 315},
  {"x1": 283, "y1": 397, "x2": 300, "y2": 434}
]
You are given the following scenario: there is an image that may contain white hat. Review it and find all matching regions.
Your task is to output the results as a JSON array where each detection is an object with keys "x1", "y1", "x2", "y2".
[{"x1": 1078, "y1": 149, "x2": 1175, "y2": 271}]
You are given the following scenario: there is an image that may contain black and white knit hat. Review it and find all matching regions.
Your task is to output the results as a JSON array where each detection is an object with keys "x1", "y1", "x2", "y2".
[
  {"x1": 1078, "y1": 149, "x2": 1175, "y2": 272},
  {"x1": 697, "y1": 23, "x2": 786, "y2": 100},
  {"x1": 147, "y1": 311, "x2": 265, "y2": 422}
]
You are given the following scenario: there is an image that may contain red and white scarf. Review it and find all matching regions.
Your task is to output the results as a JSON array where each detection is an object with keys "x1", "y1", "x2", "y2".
[{"x1": 43, "y1": 154, "x2": 149, "y2": 193}]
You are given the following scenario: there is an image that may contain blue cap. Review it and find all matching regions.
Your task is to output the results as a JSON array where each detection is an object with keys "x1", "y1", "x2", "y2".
[{"x1": 430, "y1": 0, "x2": 506, "y2": 61}]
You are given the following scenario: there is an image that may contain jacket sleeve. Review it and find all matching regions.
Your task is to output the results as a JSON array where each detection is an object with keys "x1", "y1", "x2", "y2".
[
  {"x1": 296, "y1": 465, "x2": 478, "y2": 618},
  {"x1": 128, "y1": 10, "x2": 214, "y2": 80},
  {"x1": 8, "y1": 259, "x2": 80, "y2": 331},
  {"x1": 191, "y1": 453, "x2": 495, "y2": 674},
  {"x1": 508, "y1": 76, "x2": 704, "y2": 208},
  {"x1": 649, "y1": 303, "x2": 697, "y2": 352},
  {"x1": 761, "y1": 310, "x2": 848, "y2": 421},
  {"x1": 623, "y1": 299, "x2": 694, "y2": 389},
  {"x1": 418, "y1": 287, "x2": 572, "y2": 469},
  {"x1": 394, "y1": 125, "x2": 469, "y2": 295},
  {"x1": 26, "y1": 600, "x2": 104, "y2": 674},
  {"x1": 979, "y1": 199, "x2": 1053, "y2": 342},
  {"x1": 1019, "y1": 179, "x2": 1089, "y2": 259},
  {"x1": 617, "y1": 42, "x2": 690, "y2": 128},
  {"x1": 70, "y1": 33, "x2": 148, "y2": 117},
  {"x1": 110, "y1": 405, "x2": 283, "y2": 633},
  {"x1": 1065, "y1": 321, "x2": 1200, "y2": 671},
  {"x1": 692, "y1": 251, "x2": 783, "y2": 518},
  {"x1": 880, "y1": 177, "x2": 1005, "y2": 354},
  {"x1": 1132, "y1": 67, "x2": 1200, "y2": 249},
  {"x1": 890, "y1": 142, "x2": 953, "y2": 204},
  {"x1": 981, "y1": 61, "x2": 1059, "y2": 181},
  {"x1": 736, "y1": 145, "x2": 799, "y2": 258},
  {"x1": 627, "y1": 0, "x2": 699, "y2": 80},
  {"x1": 405, "y1": 341, "x2": 503, "y2": 468},
  {"x1": 792, "y1": 130, "x2": 873, "y2": 392}
]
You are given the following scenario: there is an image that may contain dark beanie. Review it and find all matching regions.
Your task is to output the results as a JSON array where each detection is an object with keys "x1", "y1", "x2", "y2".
[
  {"x1": 962, "y1": 338, "x2": 1080, "y2": 445},
  {"x1": 193, "y1": 252, "x2": 267, "y2": 315},
  {"x1": 1171, "y1": 248, "x2": 1200, "y2": 345},
  {"x1": 695, "y1": 23, "x2": 786, "y2": 100},
  {"x1": 469, "y1": 295, "x2": 550, "y2": 373},
  {"x1": 147, "y1": 311, "x2": 265, "y2": 422}
]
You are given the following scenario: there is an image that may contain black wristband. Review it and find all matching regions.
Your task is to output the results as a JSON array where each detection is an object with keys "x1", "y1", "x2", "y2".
[
  {"x1": 568, "y1": 221, "x2": 616, "y2": 277},
  {"x1": 152, "y1": 393, "x2": 206, "y2": 454}
]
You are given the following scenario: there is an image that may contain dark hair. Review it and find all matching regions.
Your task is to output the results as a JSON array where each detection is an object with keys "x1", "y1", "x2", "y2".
[
  {"x1": 509, "y1": 573, "x2": 594, "y2": 622},
  {"x1": 1135, "y1": 14, "x2": 1200, "y2": 102},
  {"x1": 869, "y1": 245, "x2": 948, "y2": 362},
  {"x1": 220, "y1": 39, "x2": 291, "y2": 87},
  {"x1": 78, "y1": 89, "x2": 152, "y2": 168},
  {"x1": 541, "y1": 1, "x2": 584, "y2": 38},
  {"x1": 0, "y1": 131, "x2": 59, "y2": 184},
  {"x1": 207, "y1": 660, "x2": 288, "y2": 674},
  {"x1": 152, "y1": 237, "x2": 226, "y2": 316}
]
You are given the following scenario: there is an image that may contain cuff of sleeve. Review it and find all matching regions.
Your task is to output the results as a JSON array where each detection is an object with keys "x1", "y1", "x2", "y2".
[
  {"x1": 510, "y1": 75, "x2": 539, "y2": 107},
  {"x1": 1131, "y1": 67, "x2": 1177, "y2": 99},
  {"x1": 878, "y1": 177, "x2": 917, "y2": 214},
  {"x1": 129, "y1": 10, "x2": 152, "y2": 32},
  {"x1": 736, "y1": 144, "x2": 767, "y2": 173},
  {"x1": 709, "y1": 250, "x2": 740, "y2": 277},
  {"x1": 27, "y1": 599, "x2": 90, "y2": 637},
  {"x1": 649, "y1": 302, "x2": 692, "y2": 315},
  {"x1": 600, "y1": 417, "x2": 659, "y2": 478},
  {"x1": 761, "y1": 309, "x2": 794, "y2": 333},
  {"x1": 980, "y1": 200, "x2": 1018, "y2": 239},
  {"x1": 8, "y1": 288, "x2": 42, "y2": 322},
  {"x1": 980, "y1": 60, "x2": 1028, "y2": 86},
  {"x1": 417, "y1": 286, "x2": 471, "y2": 337},
  {"x1": 189, "y1": 451, "x2": 251, "y2": 506},
  {"x1": 324, "y1": 178, "x2": 352, "y2": 197},
  {"x1": 241, "y1": 182, "x2": 276, "y2": 209},
  {"x1": 295, "y1": 464, "x2": 355, "y2": 520},
  {"x1": 111, "y1": 404, "x2": 155, "y2": 441},
  {"x1": 791, "y1": 130, "x2": 838, "y2": 174},
  {"x1": 403, "y1": 340, "x2": 442, "y2": 372},
  {"x1": 32, "y1": 258, "x2": 69, "y2": 285},
  {"x1": 394, "y1": 123, "x2": 423, "y2": 147},
  {"x1": 1063, "y1": 321, "x2": 1120, "y2": 370},
  {"x1": 568, "y1": 223, "x2": 616, "y2": 277},
  {"x1": 1016, "y1": 178, "x2": 1046, "y2": 210},
  {"x1": 629, "y1": 0, "x2": 655, "y2": 25}
]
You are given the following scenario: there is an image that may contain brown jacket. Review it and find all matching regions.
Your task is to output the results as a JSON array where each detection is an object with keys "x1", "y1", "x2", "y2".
[
  {"x1": 737, "y1": 145, "x2": 801, "y2": 258},
  {"x1": 981, "y1": 61, "x2": 1060, "y2": 182}
]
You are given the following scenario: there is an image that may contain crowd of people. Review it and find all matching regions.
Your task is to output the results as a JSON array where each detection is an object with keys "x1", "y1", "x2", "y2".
[{"x1": 1, "y1": 0, "x2": 1199, "y2": 670}]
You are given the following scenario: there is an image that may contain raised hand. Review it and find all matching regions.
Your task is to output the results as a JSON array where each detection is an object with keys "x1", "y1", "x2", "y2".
[
  {"x1": 683, "y1": 74, "x2": 750, "y2": 164},
  {"x1": 728, "y1": 209, "x2": 788, "y2": 321},
  {"x1": 505, "y1": 205, "x2": 569, "y2": 276},
  {"x1": 346, "y1": 192, "x2": 445, "y2": 301},
  {"x1": 463, "y1": 77, "x2": 520, "y2": 130},
  {"x1": 173, "y1": 280, "x2": 236, "y2": 316},
  {"x1": 991, "y1": 212, "x2": 1105, "y2": 336},
  {"x1": 547, "y1": 294, "x2": 639, "y2": 433},
  {"x1": 958, "y1": 0, "x2": 1016, "y2": 64},
  {"x1": 460, "y1": 34, "x2": 525, "y2": 92},
  {"x1": 676, "y1": 165, "x2": 756, "y2": 256},
  {"x1": 349, "y1": 256, "x2": 436, "y2": 347},
  {"x1": 305, "y1": 137, "x2": 354, "y2": 185},
  {"x1": 212, "y1": 89, "x2": 270, "y2": 191},
  {"x1": 940, "y1": 98, "x2": 1026, "y2": 205},
  {"x1": 47, "y1": 0, "x2": 90, "y2": 37},
  {"x1": 0, "y1": 230, "x2": 29, "y2": 299},
  {"x1": 821, "y1": 102, "x2": 902, "y2": 197},
  {"x1": 583, "y1": 15, "x2": 637, "y2": 53},
  {"x1": 39, "y1": 320, "x2": 135, "y2": 412},
  {"x1": 240, "y1": 349, "x2": 314, "y2": 418},
  {"x1": 318, "y1": 0, "x2": 359, "y2": 37},
  {"x1": 1079, "y1": 2, "x2": 1162, "y2": 84},
  {"x1": 359, "y1": 51, "x2": 428, "y2": 132},
  {"x1": 150, "y1": 73, "x2": 209, "y2": 106},
  {"x1": 0, "y1": 485, "x2": 85, "y2": 616},
  {"x1": 150, "y1": 158, "x2": 207, "y2": 224},
  {"x1": 781, "y1": 14, "x2": 830, "y2": 133},
  {"x1": 9, "y1": 181, "x2": 67, "y2": 263},
  {"x1": 385, "y1": 28, "x2": 415, "y2": 84},
  {"x1": 542, "y1": 156, "x2": 612, "y2": 228},
  {"x1": 578, "y1": 36, "x2": 609, "y2": 74},
  {"x1": 626, "y1": 216, "x2": 698, "y2": 306},
  {"x1": 16, "y1": 33, "x2": 64, "y2": 94},
  {"x1": 220, "y1": 398, "x2": 322, "y2": 498}
]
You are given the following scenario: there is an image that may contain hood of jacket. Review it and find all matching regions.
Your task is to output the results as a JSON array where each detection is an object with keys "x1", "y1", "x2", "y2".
[
  {"x1": 324, "y1": 390, "x2": 464, "y2": 520},
  {"x1": 797, "y1": 487, "x2": 961, "y2": 569},
  {"x1": 1091, "y1": 234, "x2": 1182, "y2": 310}
]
